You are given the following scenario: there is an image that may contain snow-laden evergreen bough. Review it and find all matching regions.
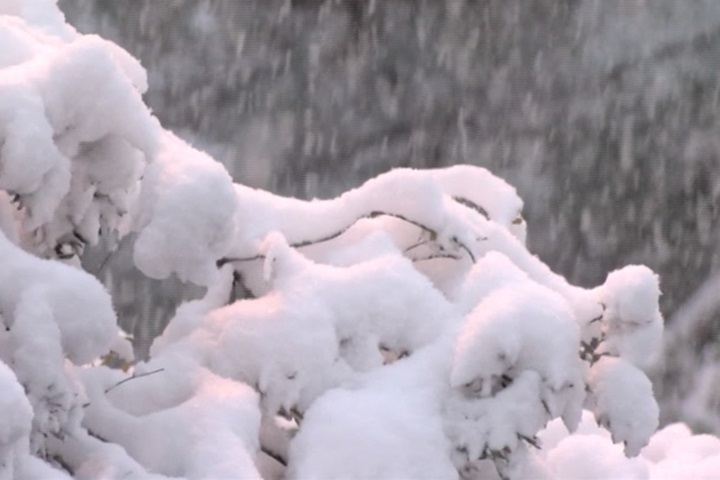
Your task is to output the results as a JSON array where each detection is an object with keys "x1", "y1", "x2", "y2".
[{"x1": 1, "y1": 2, "x2": 720, "y2": 479}]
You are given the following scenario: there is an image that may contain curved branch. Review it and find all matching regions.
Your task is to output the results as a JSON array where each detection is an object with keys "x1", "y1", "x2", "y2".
[
  {"x1": 411, "y1": 253, "x2": 461, "y2": 263},
  {"x1": 452, "y1": 196, "x2": 489, "y2": 219},
  {"x1": 104, "y1": 368, "x2": 165, "y2": 395},
  {"x1": 218, "y1": 208, "x2": 478, "y2": 266},
  {"x1": 453, "y1": 237, "x2": 476, "y2": 263},
  {"x1": 260, "y1": 445, "x2": 287, "y2": 467}
]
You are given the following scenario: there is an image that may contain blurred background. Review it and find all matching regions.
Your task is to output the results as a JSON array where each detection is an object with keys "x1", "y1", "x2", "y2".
[{"x1": 58, "y1": 0, "x2": 720, "y2": 433}]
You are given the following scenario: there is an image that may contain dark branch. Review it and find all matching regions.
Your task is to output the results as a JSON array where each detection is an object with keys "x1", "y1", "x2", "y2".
[
  {"x1": 403, "y1": 239, "x2": 430, "y2": 253},
  {"x1": 412, "y1": 253, "x2": 462, "y2": 263},
  {"x1": 453, "y1": 236, "x2": 476, "y2": 263},
  {"x1": 260, "y1": 445, "x2": 287, "y2": 467},
  {"x1": 231, "y1": 271, "x2": 256, "y2": 301},
  {"x1": 518, "y1": 434, "x2": 541, "y2": 450},
  {"x1": 218, "y1": 209, "x2": 478, "y2": 266},
  {"x1": 452, "y1": 196, "x2": 489, "y2": 219},
  {"x1": 104, "y1": 368, "x2": 165, "y2": 395}
]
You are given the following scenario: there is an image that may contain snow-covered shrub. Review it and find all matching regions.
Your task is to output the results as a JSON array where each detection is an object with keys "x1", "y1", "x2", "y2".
[{"x1": 1, "y1": 1, "x2": 719, "y2": 479}]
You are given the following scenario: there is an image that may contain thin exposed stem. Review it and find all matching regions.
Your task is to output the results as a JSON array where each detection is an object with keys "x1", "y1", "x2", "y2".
[
  {"x1": 403, "y1": 239, "x2": 430, "y2": 253},
  {"x1": 453, "y1": 237, "x2": 476, "y2": 263},
  {"x1": 104, "y1": 368, "x2": 165, "y2": 395},
  {"x1": 518, "y1": 434, "x2": 541, "y2": 450},
  {"x1": 231, "y1": 271, "x2": 256, "y2": 301},
  {"x1": 260, "y1": 446, "x2": 287, "y2": 467},
  {"x1": 219, "y1": 209, "x2": 477, "y2": 266},
  {"x1": 452, "y1": 196, "x2": 489, "y2": 219},
  {"x1": 412, "y1": 253, "x2": 462, "y2": 263}
]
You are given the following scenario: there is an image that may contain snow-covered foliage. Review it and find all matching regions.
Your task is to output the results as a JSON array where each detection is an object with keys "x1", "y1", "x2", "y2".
[
  {"x1": 1, "y1": 1, "x2": 719, "y2": 479},
  {"x1": 57, "y1": 0, "x2": 720, "y2": 437}
]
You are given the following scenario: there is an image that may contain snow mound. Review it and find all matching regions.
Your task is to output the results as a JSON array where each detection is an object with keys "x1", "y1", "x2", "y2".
[
  {"x1": 597, "y1": 265, "x2": 664, "y2": 369},
  {"x1": 0, "y1": 31, "x2": 158, "y2": 252},
  {"x1": 452, "y1": 282, "x2": 582, "y2": 410},
  {"x1": 133, "y1": 132, "x2": 238, "y2": 286},
  {"x1": 289, "y1": 386, "x2": 457, "y2": 480},
  {"x1": 588, "y1": 356, "x2": 659, "y2": 456}
]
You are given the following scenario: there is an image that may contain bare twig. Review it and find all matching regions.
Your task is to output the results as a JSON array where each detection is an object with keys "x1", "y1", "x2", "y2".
[
  {"x1": 217, "y1": 254, "x2": 263, "y2": 267},
  {"x1": 261, "y1": 445, "x2": 287, "y2": 467},
  {"x1": 412, "y1": 253, "x2": 462, "y2": 262},
  {"x1": 403, "y1": 239, "x2": 430, "y2": 253},
  {"x1": 518, "y1": 434, "x2": 541, "y2": 449},
  {"x1": 452, "y1": 196, "x2": 489, "y2": 219},
  {"x1": 453, "y1": 236, "x2": 476, "y2": 263},
  {"x1": 579, "y1": 332, "x2": 609, "y2": 365},
  {"x1": 231, "y1": 271, "x2": 256, "y2": 301},
  {"x1": 104, "y1": 368, "x2": 165, "y2": 395},
  {"x1": 219, "y1": 209, "x2": 478, "y2": 266},
  {"x1": 590, "y1": 302, "x2": 606, "y2": 324}
]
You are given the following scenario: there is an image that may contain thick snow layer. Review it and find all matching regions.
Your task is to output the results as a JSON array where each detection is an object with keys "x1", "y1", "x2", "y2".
[
  {"x1": 643, "y1": 423, "x2": 720, "y2": 479},
  {"x1": 424, "y1": 165, "x2": 526, "y2": 243},
  {"x1": 261, "y1": 234, "x2": 458, "y2": 369},
  {"x1": 229, "y1": 165, "x2": 524, "y2": 261},
  {"x1": 530, "y1": 411, "x2": 720, "y2": 479},
  {"x1": 545, "y1": 432, "x2": 649, "y2": 479},
  {"x1": 150, "y1": 233, "x2": 457, "y2": 417},
  {"x1": 472, "y1": 221, "x2": 605, "y2": 327},
  {"x1": 152, "y1": 278, "x2": 349, "y2": 416},
  {"x1": 588, "y1": 356, "x2": 659, "y2": 456},
  {"x1": 0, "y1": 11, "x2": 159, "y2": 253},
  {"x1": 0, "y1": 0, "x2": 75, "y2": 40},
  {"x1": 451, "y1": 251, "x2": 531, "y2": 313},
  {"x1": 0, "y1": 360, "x2": 33, "y2": 480},
  {"x1": 0, "y1": 231, "x2": 116, "y2": 364},
  {"x1": 597, "y1": 265, "x2": 664, "y2": 369},
  {"x1": 445, "y1": 370, "x2": 547, "y2": 463},
  {"x1": 288, "y1": 342, "x2": 458, "y2": 480},
  {"x1": 452, "y1": 282, "x2": 582, "y2": 403},
  {"x1": 133, "y1": 132, "x2": 238, "y2": 286},
  {"x1": 0, "y1": 361, "x2": 31, "y2": 445},
  {"x1": 602, "y1": 265, "x2": 661, "y2": 326},
  {"x1": 205, "y1": 291, "x2": 347, "y2": 416},
  {"x1": 80, "y1": 364, "x2": 262, "y2": 479},
  {"x1": 289, "y1": 386, "x2": 458, "y2": 480},
  {"x1": 0, "y1": 229, "x2": 115, "y2": 460}
]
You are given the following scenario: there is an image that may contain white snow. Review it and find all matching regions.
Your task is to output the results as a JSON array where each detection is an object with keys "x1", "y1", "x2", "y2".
[
  {"x1": 597, "y1": 265, "x2": 664, "y2": 369},
  {"x1": 0, "y1": 360, "x2": 34, "y2": 480},
  {"x1": 0, "y1": 14, "x2": 158, "y2": 255},
  {"x1": 0, "y1": 231, "x2": 116, "y2": 364},
  {"x1": 289, "y1": 385, "x2": 457, "y2": 480},
  {"x1": 288, "y1": 341, "x2": 458, "y2": 480},
  {"x1": 529, "y1": 410, "x2": 720, "y2": 479},
  {"x1": 80, "y1": 364, "x2": 262, "y2": 479},
  {"x1": 132, "y1": 132, "x2": 238, "y2": 286},
  {"x1": 588, "y1": 356, "x2": 659, "y2": 457},
  {"x1": 451, "y1": 281, "x2": 584, "y2": 429}
]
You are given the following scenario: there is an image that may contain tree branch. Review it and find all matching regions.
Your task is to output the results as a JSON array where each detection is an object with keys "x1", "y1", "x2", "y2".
[
  {"x1": 104, "y1": 368, "x2": 165, "y2": 395},
  {"x1": 218, "y1": 208, "x2": 478, "y2": 266},
  {"x1": 411, "y1": 253, "x2": 461, "y2": 263},
  {"x1": 260, "y1": 445, "x2": 287, "y2": 467}
]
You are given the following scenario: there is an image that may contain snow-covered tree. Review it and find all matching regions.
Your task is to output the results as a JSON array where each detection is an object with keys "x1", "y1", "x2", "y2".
[
  {"x1": 55, "y1": 0, "x2": 720, "y2": 430},
  {"x1": 1, "y1": 2, "x2": 719, "y2": 479}
]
